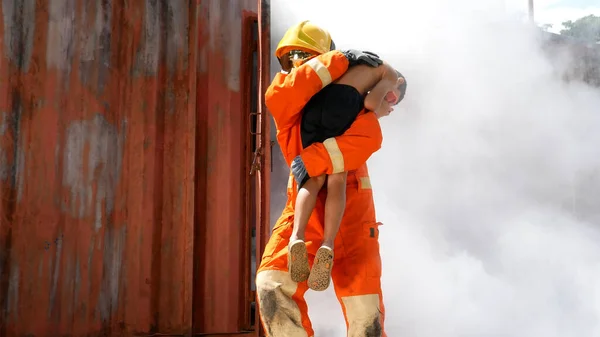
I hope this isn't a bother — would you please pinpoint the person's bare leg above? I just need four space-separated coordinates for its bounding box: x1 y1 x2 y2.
322 172 347 248
288 174 326 282
291 174 327 241
308 171 347 291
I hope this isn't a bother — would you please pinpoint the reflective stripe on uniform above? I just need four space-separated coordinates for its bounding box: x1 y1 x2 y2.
359 177 372 189
305 57 333 87
323 137 344 174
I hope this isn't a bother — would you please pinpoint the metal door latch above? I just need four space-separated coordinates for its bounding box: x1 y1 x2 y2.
250 147 263 175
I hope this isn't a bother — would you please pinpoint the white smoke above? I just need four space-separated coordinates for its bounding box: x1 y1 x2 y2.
270 1 600 336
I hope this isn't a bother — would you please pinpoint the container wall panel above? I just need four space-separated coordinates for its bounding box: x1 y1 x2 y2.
195 0 260 335
0 0 263 336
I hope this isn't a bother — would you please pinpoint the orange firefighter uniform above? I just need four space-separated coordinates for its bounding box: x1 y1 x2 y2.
256 49 387 337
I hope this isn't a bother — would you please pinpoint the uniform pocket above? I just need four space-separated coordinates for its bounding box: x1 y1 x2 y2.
363 222 382 278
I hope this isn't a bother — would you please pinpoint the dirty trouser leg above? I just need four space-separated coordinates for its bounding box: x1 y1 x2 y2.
256 270 312 337
331 233 386 337
256 211 316 337
331 171 386 337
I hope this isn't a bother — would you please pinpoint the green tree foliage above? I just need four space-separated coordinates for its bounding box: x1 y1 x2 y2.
560 14 600 42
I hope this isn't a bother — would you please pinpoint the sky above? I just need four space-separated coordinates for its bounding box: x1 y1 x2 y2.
270 0 600 336
504 0 600 32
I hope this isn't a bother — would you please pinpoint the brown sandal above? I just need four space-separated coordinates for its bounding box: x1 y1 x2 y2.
288 240 310 282
307 246 334 291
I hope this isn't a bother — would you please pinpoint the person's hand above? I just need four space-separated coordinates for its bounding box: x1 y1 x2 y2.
375 99 393 119
341 50 383 67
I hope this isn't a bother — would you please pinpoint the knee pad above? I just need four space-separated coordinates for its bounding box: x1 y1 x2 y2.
342 294 384 337
256 270 308 336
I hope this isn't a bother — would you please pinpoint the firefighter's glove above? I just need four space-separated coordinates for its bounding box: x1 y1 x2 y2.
291 155 310 190
342 50 383 68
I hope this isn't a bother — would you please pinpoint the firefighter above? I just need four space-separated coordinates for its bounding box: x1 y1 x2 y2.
289 61 405 292
256 21 403 336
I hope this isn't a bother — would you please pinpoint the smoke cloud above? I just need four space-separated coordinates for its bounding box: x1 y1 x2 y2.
270 1 600 336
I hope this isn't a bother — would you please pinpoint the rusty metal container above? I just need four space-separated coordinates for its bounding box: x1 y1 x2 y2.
0 0 270 336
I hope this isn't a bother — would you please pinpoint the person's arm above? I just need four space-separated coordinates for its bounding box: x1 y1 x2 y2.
291 112 383 187
266 49 384 132
363 62 398 114
266 50 349 132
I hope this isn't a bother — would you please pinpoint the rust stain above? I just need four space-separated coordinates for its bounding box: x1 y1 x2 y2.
78 0 112 94
46 0 75 74
97 225 125 322
165 1 188 75
61 114 125 230
2 0 35 70
47 230 63 319
6 262 18 322
0 97 24 195
0 112 7 181
133 0 159 77
0 144 6 181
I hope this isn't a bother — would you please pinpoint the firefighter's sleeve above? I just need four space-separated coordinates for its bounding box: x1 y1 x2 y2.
291 111 383 188
266 50 350 132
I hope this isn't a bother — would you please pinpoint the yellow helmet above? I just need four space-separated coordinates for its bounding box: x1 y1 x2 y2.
275 20 336 59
